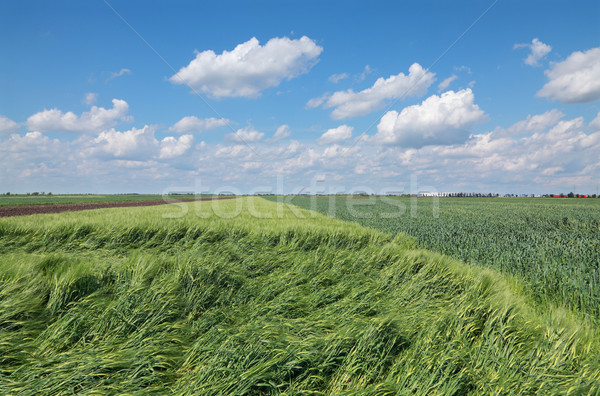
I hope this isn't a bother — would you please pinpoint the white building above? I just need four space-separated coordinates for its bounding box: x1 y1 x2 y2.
418 192 499 197
418 192 458 197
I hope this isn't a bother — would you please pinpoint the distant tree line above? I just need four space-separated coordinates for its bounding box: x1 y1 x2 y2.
542 193 598 198
3 192 52 196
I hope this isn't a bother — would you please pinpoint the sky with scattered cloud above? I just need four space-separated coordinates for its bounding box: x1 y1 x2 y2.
1 1 599 194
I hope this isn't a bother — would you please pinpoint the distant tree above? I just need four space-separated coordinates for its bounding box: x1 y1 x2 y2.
5 192 9 196
32 192 39 196
567 192 575 198
48 192 52 196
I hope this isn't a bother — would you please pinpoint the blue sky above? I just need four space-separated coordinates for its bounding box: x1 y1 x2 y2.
1 0 599 194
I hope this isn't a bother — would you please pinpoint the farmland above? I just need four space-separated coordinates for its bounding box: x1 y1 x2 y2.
0 195 228 218
0 197 599 394
283 196 600 325
0 194 203 207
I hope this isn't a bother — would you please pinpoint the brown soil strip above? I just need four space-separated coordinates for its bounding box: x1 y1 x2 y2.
0 197 237 218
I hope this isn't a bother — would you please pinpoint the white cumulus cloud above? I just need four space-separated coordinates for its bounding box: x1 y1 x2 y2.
214 144 254 159
1 131 55 153
537 47 600 103
496 109 565 138
169 116 229 133
309 63 436 119
226 127 264 143
0 116 19 134
514 38 552 66
322 144 359 159
170 36 323 98
375 89 488 147
4 108 600 195
159 134 194 159
26 99 132 133
318 125 353 145
91 125 157 159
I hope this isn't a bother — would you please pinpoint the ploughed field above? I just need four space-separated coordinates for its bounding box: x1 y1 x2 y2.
0 197 598 394
0 195 228 218
0 194 206 207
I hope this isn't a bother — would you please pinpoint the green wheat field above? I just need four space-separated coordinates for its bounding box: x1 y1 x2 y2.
1 197 599 394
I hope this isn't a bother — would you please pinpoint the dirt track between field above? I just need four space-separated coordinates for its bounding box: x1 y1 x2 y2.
0 197 237 218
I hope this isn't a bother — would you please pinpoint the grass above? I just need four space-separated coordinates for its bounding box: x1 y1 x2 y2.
280 196 600 325
0 194 207 206
0 197 598 394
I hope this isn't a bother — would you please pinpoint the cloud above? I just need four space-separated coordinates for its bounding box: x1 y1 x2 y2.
454 65 472 74
86 125 195 162
438 75 458 92
84 93 98 105
170 36 322 98
589 112 600 130
107 68 131 82
537 47 600 103
361 112 600 193
169 116 229 133
272 124 291 141
547 117 584 137
322 144 359 159
91 125 157 159
329 73 349 83
214 144 254 159
356 65 373 82
0 127 202 192
326 66 372 85
159 134 194 159
318 125 353 145
0 132 65 181
226 127 264 143
26 99 132 133
305 93 329 109
280 148 319 172
495 109 565 138
309 63 436 119
3 109 599 195
375 89 488 147
514 38 552 66
1 131 56 153
436 115 599 178
0 116 19 134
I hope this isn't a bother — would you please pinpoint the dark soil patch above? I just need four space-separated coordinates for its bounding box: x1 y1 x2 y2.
0 197 236 218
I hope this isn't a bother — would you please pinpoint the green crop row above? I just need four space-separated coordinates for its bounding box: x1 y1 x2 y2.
279 196 600 326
